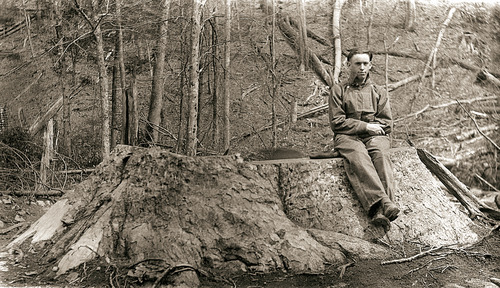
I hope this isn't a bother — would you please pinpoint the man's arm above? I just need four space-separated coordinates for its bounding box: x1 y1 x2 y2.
374 85 393 134
328 84 368 135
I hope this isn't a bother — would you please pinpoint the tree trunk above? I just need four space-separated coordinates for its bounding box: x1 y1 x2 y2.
366 0 375 48
278 16 332 87
39 119 54 191
332 0 345 84
126 72 139 146
111 57 119 149
297 0 308 72
146 0 171 144
418 7 455 91
23 0 34 57
271 0 277 148
210 18 219 148
185 0 205 156
404 0 416 32
89 0 111 159
222 0 231 153
29 97 63 136
116 0 127 146
0 106 8 132
55 0 71 156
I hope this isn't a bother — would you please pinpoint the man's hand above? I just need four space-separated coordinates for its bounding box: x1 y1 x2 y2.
366 123 386 135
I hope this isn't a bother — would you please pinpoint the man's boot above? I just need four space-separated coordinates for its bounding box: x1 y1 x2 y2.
371 207 390 232
381 199 400 222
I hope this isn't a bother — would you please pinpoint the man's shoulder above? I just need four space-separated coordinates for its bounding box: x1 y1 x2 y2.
331 83 344 95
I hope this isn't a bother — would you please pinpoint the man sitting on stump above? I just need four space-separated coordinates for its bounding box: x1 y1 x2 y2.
328 48 399 230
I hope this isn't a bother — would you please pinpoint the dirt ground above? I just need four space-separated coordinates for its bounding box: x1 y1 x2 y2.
0 194 499 288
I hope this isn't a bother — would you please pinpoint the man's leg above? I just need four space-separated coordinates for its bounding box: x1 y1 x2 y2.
334 134 390 217
365 135 399 221
365 136 395 200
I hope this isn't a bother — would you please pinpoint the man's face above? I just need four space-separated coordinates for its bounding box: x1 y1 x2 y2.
348 53 372 82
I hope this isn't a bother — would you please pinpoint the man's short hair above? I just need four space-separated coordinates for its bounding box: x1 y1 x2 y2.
346 48 373 62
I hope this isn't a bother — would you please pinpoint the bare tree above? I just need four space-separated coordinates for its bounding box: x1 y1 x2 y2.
74 0 111 158
405 0 416 31
39 119 54 191
115 0 128 146
22 0 34 57
111 45 120 149
270 0 277 147
223 0 231 153
55 0 71 156
332 0 346 84
209 18 219 147
297 0 308 72
146 0 171 144
92 2 111 158
185 0 207 156
366 0 375 48
126 71 139 146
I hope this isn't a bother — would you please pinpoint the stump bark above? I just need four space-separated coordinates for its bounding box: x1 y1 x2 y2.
5 145 485 284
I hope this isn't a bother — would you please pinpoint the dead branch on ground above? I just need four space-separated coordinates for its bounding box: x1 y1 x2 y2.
0 190 64 197
457 100 500 152
455 124 497 141
409 143 498 220
395 96 496 123
474 174 500 192
381 246 445 265
0 21 26 39
0 223 26 235
477 69 500 88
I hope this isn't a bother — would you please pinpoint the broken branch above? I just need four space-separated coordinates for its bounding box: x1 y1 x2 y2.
419 7 456 87
395 96 496 123
413 146 486 219
0 223 26 235
457 100 500 152
381 246 444 265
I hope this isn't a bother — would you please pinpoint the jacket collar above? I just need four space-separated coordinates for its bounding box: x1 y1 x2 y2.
347 74 371 88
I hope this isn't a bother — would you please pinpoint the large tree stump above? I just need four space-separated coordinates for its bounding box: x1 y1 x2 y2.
5 145 485 285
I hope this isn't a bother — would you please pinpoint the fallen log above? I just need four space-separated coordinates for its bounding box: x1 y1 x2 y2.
288 17 331 48
0 223 26 235
279 16 332 86
29 97 62 136
0 189 64 197
476 69 500 88
0 20 26 40
411 144 497 220
455 124 497 141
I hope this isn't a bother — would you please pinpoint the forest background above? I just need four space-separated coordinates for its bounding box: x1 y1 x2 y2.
0 0 499 196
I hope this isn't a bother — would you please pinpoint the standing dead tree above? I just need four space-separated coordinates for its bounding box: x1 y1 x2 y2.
185 0 207 156
404 0 416 31
332 0 346 84
417 7 456 92
297 0 308 72
73 0 111 159
223 0 231 153
146 0 171 144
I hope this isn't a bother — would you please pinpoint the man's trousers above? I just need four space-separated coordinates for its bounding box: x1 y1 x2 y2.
334 133 395 217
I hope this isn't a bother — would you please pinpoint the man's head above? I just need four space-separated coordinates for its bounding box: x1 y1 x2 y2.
346 49 373 83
